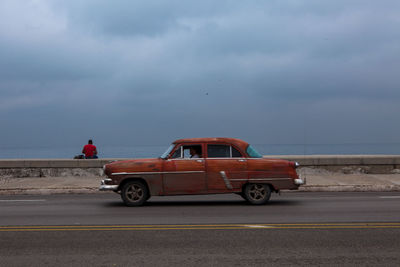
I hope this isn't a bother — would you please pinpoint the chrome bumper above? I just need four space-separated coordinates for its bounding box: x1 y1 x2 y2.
294 178 305 185
99 179 119 191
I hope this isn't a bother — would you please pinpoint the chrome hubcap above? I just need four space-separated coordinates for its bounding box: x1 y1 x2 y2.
248 184 266 201
126 184 144 202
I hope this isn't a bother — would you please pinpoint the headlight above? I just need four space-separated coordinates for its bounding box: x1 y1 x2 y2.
294 162 300 168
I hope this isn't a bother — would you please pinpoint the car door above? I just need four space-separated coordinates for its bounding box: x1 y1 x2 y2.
162 144 207 195
205 144 247 192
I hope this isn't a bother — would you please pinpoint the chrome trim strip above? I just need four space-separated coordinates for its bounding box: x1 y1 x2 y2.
111 171 205 176
206 158 246 160
167 158 205 161
229 178 293 181
99 179 118 191
220 171 233 190
99 185 118 191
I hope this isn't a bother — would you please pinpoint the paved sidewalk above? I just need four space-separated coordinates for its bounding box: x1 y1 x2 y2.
0 176 101 195
1 172 400 195
299 173 400 192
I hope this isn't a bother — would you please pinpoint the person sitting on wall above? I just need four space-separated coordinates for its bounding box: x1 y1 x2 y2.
82 139 98 159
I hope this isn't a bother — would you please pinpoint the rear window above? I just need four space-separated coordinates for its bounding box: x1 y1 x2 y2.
246 145 262 158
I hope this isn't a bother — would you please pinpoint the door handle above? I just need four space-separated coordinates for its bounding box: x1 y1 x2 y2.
238 159 246 162
196 160 203 163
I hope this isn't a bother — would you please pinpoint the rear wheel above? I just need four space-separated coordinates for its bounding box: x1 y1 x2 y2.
120 181 149 206
243 183 271 205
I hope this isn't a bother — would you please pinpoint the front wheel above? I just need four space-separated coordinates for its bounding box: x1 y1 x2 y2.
121 181 149 206
243 183 271 205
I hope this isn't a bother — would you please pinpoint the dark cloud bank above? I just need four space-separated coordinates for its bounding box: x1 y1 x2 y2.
0 0 399 150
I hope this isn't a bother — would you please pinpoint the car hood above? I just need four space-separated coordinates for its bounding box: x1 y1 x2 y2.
104 158 163 176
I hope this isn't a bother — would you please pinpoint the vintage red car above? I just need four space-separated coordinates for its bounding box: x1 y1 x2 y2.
100 137 304 206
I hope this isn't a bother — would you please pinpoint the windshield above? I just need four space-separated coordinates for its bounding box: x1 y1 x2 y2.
246 145 263 158
160 144 175 159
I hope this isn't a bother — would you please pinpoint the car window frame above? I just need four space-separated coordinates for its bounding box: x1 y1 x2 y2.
206 143 244 158
168 143 205 160
170 145 183 159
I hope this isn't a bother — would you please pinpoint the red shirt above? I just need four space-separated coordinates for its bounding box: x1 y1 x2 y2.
83 144 97 157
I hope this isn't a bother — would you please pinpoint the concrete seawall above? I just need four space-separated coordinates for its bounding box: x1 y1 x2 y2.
0 159 117 178
264 155 400 174
1 156 400 194
0 155 400 178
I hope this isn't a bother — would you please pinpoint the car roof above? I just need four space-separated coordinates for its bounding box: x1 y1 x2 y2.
173 137 249 151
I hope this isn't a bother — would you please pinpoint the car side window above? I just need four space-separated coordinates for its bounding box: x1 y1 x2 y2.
171 145 203 159
183 145 202 158
208 145 230 158
171 146 182 158
208 145 243 158
232 147 242 157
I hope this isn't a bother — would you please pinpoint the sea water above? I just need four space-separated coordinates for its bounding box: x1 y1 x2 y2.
0 143 399 159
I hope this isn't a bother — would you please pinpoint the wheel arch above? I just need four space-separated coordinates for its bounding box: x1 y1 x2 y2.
241 182 277 193
118 177 150 195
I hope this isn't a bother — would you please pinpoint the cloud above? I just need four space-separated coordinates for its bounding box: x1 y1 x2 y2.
51 0 238 37
0 0 400 149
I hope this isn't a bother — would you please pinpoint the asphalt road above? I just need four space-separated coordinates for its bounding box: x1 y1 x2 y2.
1 192 400 266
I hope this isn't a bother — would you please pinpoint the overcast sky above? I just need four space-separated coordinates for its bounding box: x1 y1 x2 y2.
1 0 399 149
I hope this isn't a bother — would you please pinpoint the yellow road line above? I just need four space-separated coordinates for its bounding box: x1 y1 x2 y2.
1 222 400 229
1 223 400 232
